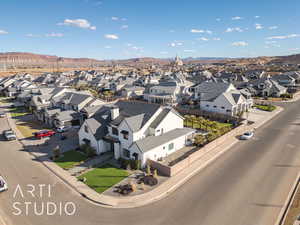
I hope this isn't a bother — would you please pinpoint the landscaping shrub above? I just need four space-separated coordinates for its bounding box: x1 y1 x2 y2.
52 146 61 160
194 134 206 147
80 144 96 157
206 132 218 142
254 104 276 112
280 93 293 99
119 159 141 170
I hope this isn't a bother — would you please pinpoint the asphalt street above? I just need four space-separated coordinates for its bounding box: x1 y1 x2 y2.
0 100 300 225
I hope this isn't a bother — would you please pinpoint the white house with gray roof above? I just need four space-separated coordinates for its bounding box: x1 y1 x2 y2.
194 82 253 116
78 101 195 167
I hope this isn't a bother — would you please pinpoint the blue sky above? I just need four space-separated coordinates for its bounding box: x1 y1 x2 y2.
0 0 299 59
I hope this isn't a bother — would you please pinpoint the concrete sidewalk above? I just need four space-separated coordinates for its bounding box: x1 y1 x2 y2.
6 106 284 209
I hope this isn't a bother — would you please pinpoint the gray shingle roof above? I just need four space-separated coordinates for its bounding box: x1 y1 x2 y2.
195 82 232 101
85 111 111 139
149 108 171 129
54 110 81 122
110 101 161 129
133 128 195 153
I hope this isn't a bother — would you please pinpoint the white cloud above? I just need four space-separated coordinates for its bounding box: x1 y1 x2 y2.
197 37 209 41
104 34 119 40
184 50 196 53
121 18 127 21
289 48 299 51
216 18 221 22
0 30 8 35
191 29 212 34
131 46 144 52
266 34 300 40
255 23 263 30
58 19 96 30
265 40 280 48
225 27 243 32
169 30 175 33
269 26 278 30
213 37 221 41
121 25 128 29
169 41 183 47
232 16 243 20
191 29 205 33
111 16 119 21
45 32 64 37
232 41 248 46
104 46 112 49
254 16 260 18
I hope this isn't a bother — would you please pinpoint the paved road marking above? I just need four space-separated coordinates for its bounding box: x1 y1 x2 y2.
0 210 8 225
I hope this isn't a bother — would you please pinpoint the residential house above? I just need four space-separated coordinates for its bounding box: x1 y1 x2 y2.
193 82 253 116
121 85 145 98
245 78 287 97
78 101 195 167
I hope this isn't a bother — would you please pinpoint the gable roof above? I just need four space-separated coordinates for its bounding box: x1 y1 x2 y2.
85 111 111 140
133 128 195 153
195 82 234 101
110 101 161 129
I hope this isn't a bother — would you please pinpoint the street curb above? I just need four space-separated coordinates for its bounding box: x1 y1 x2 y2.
274 173 300 225
7 106 285 209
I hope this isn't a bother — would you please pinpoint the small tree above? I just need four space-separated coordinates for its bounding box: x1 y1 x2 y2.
206 132 217 142
194 134 206 147
146 164 151 176
52 146 61 160
83 145 96 158
126 162 132 170
130 181 137 192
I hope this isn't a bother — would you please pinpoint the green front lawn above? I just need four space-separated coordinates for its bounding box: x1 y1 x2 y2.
9 107 30 117
55 150 89 170
78 164 129 194
254 104 276 112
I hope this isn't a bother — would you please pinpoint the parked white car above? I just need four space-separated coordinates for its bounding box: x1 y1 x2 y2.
240 131 254 140
56 126 71 133
0 176 8 192
3 129 17 141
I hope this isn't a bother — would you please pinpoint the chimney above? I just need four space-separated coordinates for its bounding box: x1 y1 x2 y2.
111 106 119 120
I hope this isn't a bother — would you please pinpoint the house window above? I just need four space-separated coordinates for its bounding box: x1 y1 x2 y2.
226 109 231 112
84 125 89 133
121 130 129 140
213 105 217 108
112 127 118 136
168 143 174 150
206 105 209 107
123 149 130 158
221 106 225 109
83 138 91 146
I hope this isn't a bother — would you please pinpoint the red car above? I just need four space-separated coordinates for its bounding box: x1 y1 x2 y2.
34 130 56 138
